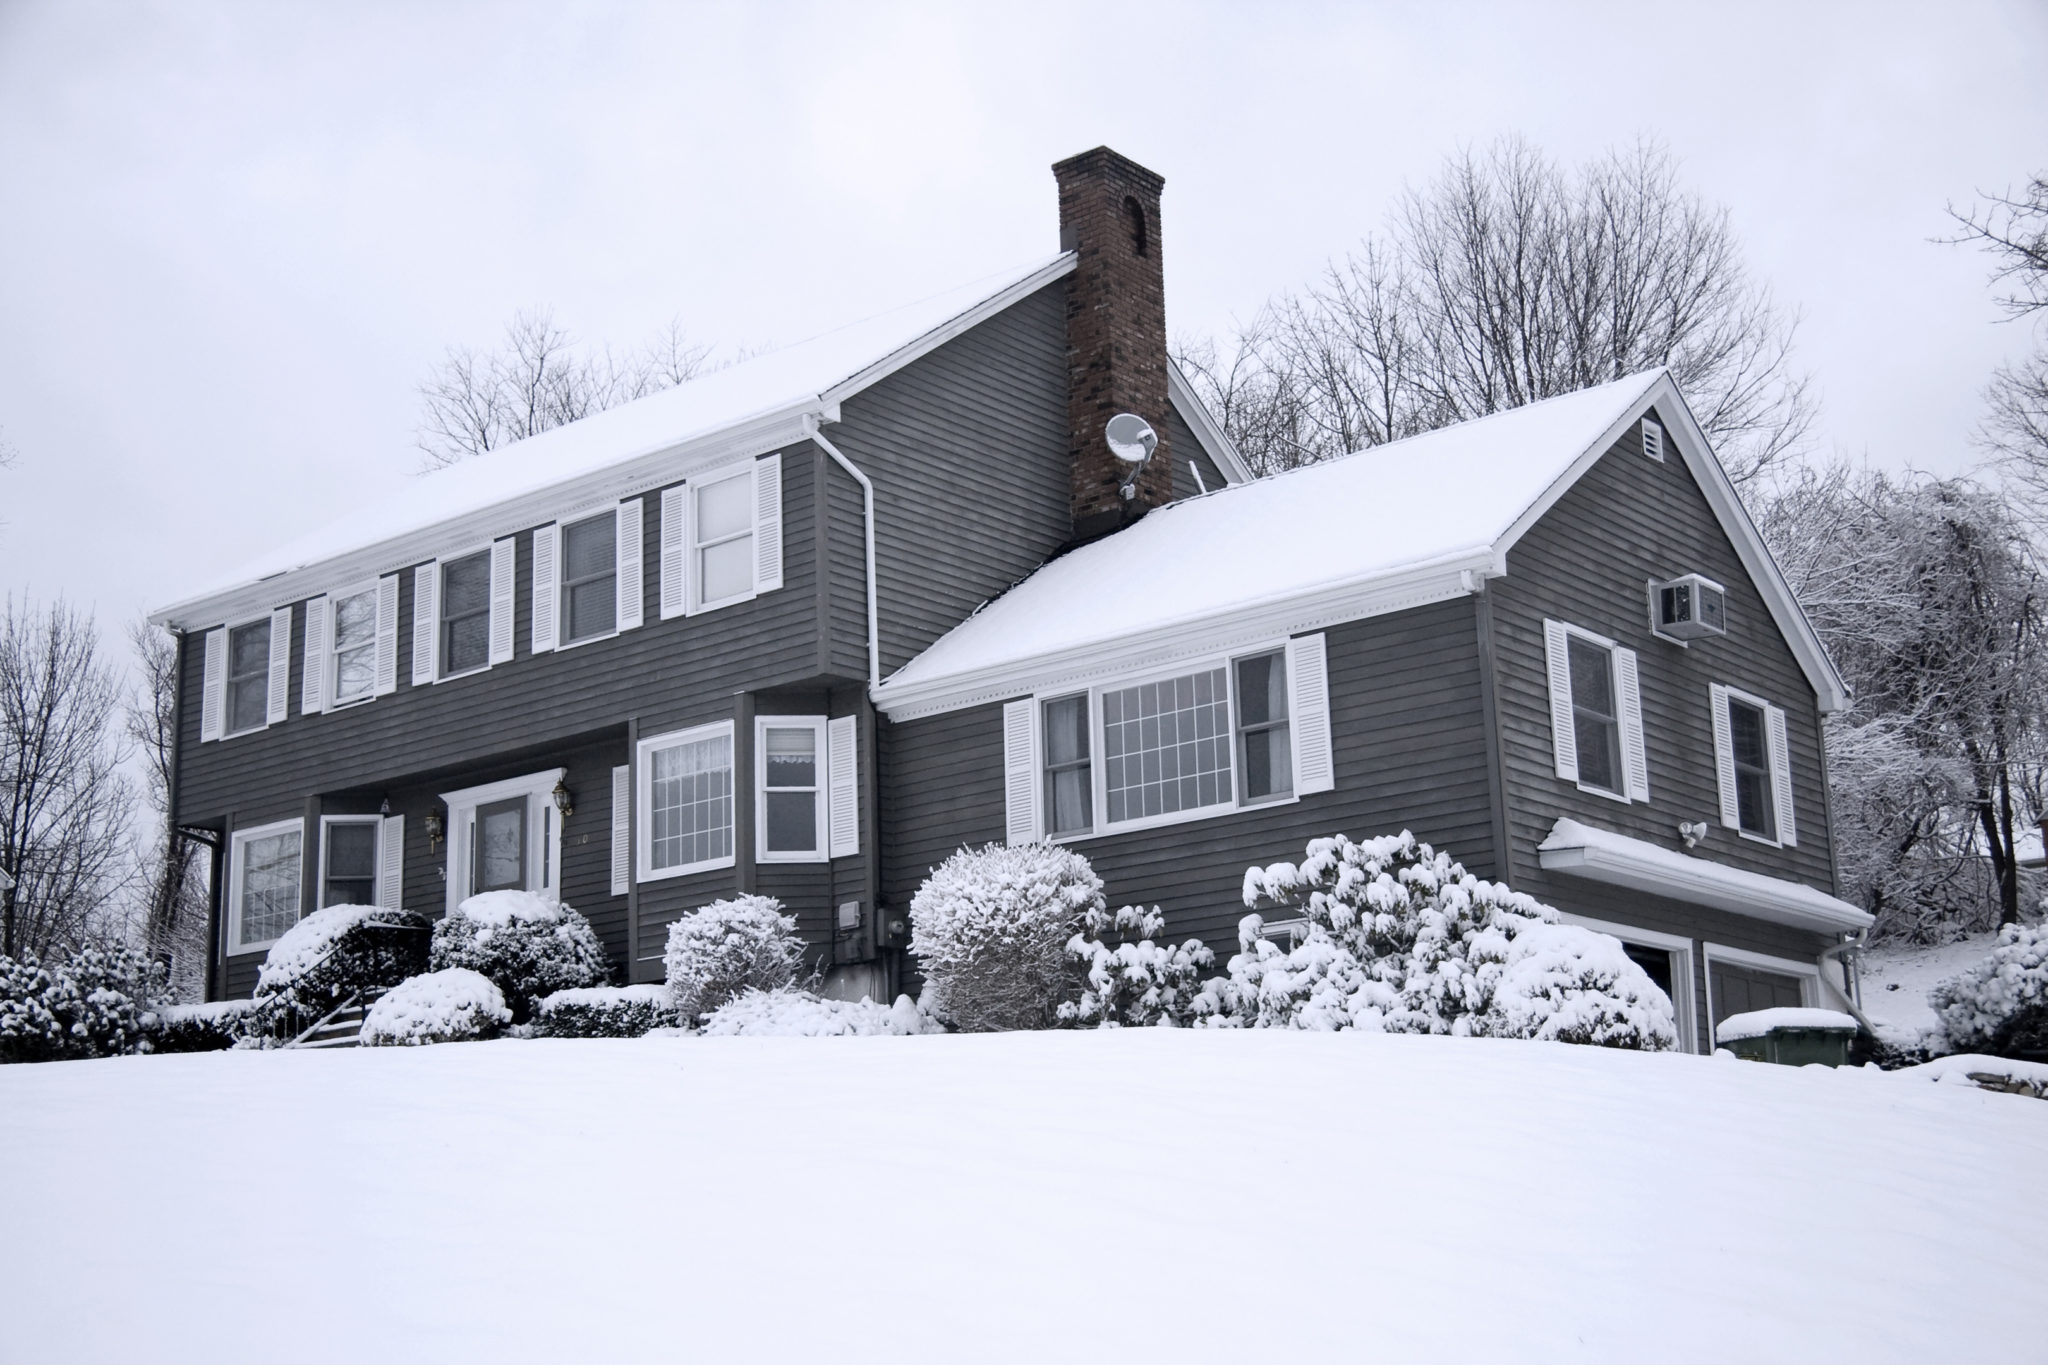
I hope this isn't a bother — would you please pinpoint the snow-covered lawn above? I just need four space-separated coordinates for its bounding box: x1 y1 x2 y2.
2 1032 2041 1364
1860 931 2000 1039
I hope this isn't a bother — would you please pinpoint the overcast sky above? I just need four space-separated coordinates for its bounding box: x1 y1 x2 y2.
2 1 2044 664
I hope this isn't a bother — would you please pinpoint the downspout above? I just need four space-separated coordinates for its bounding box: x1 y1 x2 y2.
803 415 880 688
1817 935 1876 1036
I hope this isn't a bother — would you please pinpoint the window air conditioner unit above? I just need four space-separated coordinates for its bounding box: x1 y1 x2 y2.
1651 573 1726 642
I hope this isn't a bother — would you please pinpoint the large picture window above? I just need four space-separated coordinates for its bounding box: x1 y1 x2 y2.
694 469 756 608
1103 667 1234 825
225 618 271 735
440 550 492 677
330 587 378 706
230 819 303 951
638 722 735 880
560 511 618 645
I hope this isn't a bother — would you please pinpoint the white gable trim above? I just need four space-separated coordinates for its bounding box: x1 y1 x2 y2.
1496 371 1849 713
1166 361 1254 486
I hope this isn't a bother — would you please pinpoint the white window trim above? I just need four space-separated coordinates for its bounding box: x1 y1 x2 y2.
325 578 383 710
1552 621 1640 806
438 768 566 914
1557 913 1699 1055
1051 642 1302 844
225 816 306 955
315 814 384 910
220 610 279 739
688 462 761 614
755 715 830 863
1701 942 1822 1049
434 540 498 683
555 506 623 652
636 720 737 883
1718 682 1785 848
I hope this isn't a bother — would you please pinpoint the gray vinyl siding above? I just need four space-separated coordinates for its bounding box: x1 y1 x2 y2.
880 598 1498 966
1485 404 1839 960
1164 403 1228 500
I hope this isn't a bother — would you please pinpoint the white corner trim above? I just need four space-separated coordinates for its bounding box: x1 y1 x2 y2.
1166 360 1254 486
872 551 1490 721
1538 817 1870 933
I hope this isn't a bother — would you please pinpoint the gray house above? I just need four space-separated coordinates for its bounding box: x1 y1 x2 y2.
151 146 1869 1049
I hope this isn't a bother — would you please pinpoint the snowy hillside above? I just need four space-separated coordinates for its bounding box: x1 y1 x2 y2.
2 1032 2041 1364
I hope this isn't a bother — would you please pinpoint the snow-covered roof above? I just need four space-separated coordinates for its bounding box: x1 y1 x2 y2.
152 252 1100 630
1539 818 1873 933
873 369 1848 720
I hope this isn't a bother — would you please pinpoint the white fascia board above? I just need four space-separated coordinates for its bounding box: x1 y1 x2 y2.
1492 371 1850 714
1166 361 1254 486
872 550 1491 721
149 405 817 632
1537 817 1871 934
819 254 1078 412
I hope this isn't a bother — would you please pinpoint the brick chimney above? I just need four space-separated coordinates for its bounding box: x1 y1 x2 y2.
1054 146 1172 541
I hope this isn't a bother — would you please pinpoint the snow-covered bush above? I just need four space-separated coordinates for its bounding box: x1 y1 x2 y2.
360 968 510 1046
144 999 261 1054
699 988 938 1037
1191 831 1675 1049
910 843 1102 1032
429 892 609 1023
256 905 431 1016
0 945 168 1063
663 895 807 1022
1059 904 1214 1028
534 984 680 1038
1929 922 2048 1057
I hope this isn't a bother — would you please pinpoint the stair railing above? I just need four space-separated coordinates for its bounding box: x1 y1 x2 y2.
241 918 429 1047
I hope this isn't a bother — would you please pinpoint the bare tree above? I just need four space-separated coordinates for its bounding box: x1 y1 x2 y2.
1953 175 2048 529
416 310 713 470
1948 175 2048 320
125 618 209 998
1179 139 1813 482
0 598 133 957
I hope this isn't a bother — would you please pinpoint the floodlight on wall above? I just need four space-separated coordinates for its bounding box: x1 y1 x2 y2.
1106 413 1158 501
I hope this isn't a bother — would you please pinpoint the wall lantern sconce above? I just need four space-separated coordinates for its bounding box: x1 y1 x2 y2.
552 780 574 821
424 810 444 851
378 796 391 818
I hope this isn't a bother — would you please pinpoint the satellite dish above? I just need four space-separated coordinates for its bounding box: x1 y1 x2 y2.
1105 413 1158 465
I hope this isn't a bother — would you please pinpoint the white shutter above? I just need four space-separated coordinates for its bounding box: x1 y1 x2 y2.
1710 684 1740 829
616 498 644 631
828 715 859 858
530 524 558 653
1003 698 1040 845
1615 646 1649 802
754 454 783 594
373 575 400 696
200 627 227 742
488 537 516 665
610 765 631 896
377 816 405 909
301 595 329 716
412 563 438 685
1544 620 1578 782
1286 633 1334 795
265 607 292 725
1767 703 1796 847
659 485 688 619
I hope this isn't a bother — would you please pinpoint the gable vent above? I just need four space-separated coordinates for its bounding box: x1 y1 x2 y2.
1641 418 1664 463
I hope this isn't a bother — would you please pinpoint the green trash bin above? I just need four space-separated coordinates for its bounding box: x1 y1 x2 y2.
1716 1009 1860 1067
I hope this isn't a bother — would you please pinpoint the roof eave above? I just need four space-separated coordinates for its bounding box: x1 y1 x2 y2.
1539 820 1872 934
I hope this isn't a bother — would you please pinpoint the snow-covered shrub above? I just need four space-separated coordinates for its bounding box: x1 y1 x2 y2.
1928 922 2048 1057
256 905 431 1016
429 892 609 1023
359 968 510 1046
144 1000 262 1054
1191 831 1675 1049
0 945 168 1063
1059 904 1214 1028
910 842 1102 1032
534 984 680 1038
699 988 938 1037
663 895 807 1021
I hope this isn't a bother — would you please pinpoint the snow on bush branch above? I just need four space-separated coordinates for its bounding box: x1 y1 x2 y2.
664 895 808 1022
910 843 1103 1032
431 892 609 1023
1929 922 2048 1057
361 968 510 1046
1060 905 1213 1028
1189 831 1675 1049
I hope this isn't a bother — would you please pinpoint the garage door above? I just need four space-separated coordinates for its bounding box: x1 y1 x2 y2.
1710 961 1806 1037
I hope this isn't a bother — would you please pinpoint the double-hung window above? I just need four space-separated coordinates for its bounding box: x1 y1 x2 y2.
1542 620 1648 803
440 550 493 677
224 619 271 735
229 818 303 952
694 469 756 609
319 817 380 908
1042 695 1093 836
1711 684 1795 845
330 587 378 706
1568 635 1624 796
1235 650 1292 803
560 511 618 645
758 717 827 860
638 721 735 880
